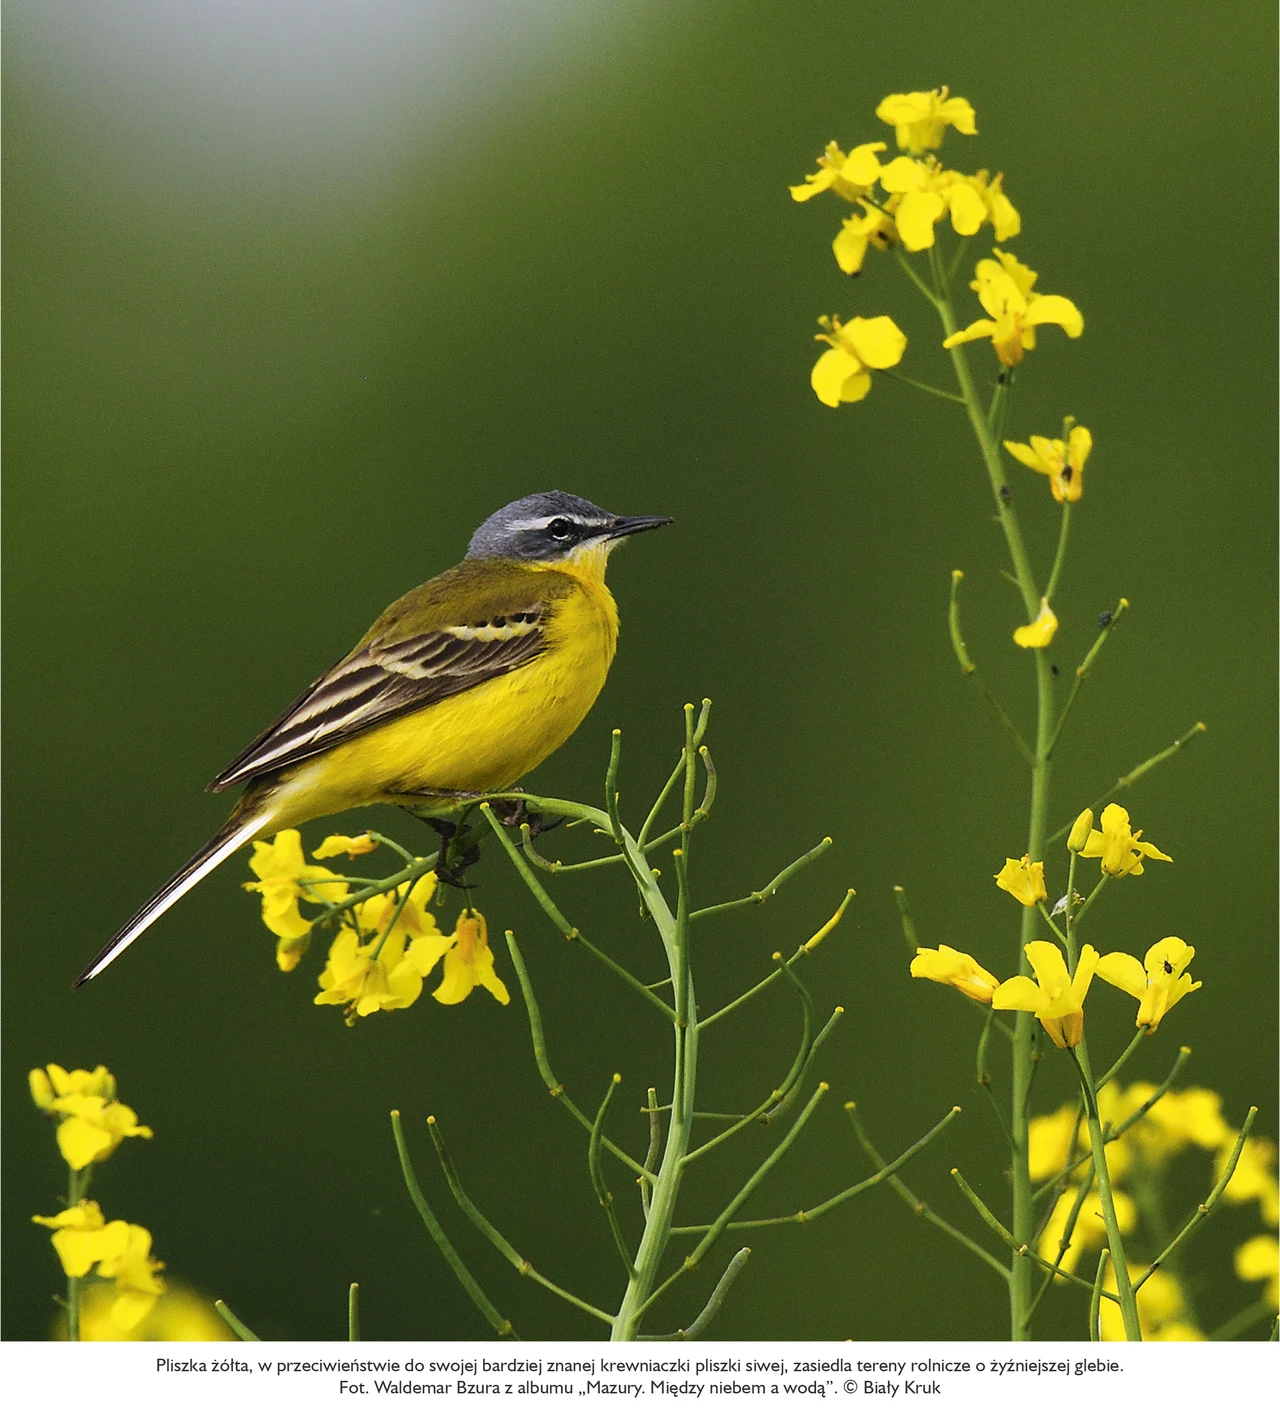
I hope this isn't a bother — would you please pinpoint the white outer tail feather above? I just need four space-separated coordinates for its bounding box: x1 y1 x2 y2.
75 810 271 985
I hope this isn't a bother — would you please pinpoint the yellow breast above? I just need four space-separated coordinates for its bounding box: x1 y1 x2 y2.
269 563 619 830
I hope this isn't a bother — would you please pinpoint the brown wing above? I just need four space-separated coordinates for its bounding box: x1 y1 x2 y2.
208 608 547 792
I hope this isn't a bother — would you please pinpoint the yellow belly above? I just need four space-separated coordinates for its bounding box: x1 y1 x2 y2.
265 576 617 832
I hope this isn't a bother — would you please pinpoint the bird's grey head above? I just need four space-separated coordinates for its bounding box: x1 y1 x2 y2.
466 491 673 562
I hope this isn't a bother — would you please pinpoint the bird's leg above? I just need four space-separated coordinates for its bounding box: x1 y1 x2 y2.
414 814 485 890
486 795 565 838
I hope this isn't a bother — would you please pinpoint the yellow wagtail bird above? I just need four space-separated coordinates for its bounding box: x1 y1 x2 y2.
76 491 673 986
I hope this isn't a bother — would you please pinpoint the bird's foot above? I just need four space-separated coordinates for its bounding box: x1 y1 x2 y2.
420 817 483 889
487 796 565 838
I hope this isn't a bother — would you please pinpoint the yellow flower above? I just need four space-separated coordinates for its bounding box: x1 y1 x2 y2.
1079 803 1172 876
943 249 1083 367
73 1281 235 1342
353 872 441 947
789 141 887 203
94 1222 166 1333
1013 597 1058 649
877 159 1019 254
909 945 1000 1003
1219 1136 1279 1226
810 314 907 407
1236 1235 1280 1310
1066 809 1094 853
33 1201 118 1278
244 830 350 961
1095 938 1200 1031
994 854 1047 907
992 942 1098 1048
1005 426 1092 503
1039 1185 1137 1276
312 832 379 859
832 202 898 275
1027 1104 1083 1181
1118 1085 1232 1162
433 910 511 1006
30 1063 117 1111
314 926 437 1024
876 87 977 154
1099 1264 1200 1341
50 1094 154 1171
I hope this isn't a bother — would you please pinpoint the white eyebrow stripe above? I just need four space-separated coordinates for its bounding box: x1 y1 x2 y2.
503 515 612 533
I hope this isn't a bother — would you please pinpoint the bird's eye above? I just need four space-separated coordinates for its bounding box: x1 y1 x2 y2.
547 517 575 541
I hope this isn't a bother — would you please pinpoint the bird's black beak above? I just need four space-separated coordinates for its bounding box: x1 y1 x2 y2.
607 514 675 540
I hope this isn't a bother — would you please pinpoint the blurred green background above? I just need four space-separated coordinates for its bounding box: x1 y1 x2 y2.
4 0 1275 1342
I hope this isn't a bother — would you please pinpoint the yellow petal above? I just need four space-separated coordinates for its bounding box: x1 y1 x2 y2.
832 223 870 275
991 975 1043 1013
1025 294 1084 338
1004 439 1049 473
1067 425 1093 469
946 181 987 237
842 315 907 369
842 141 886 186
894 190 945 251
1013 598 1058 649
313 833 378 859
1024 941 1071 998
942 318 997 349
811 346 860 408
879 156 928 193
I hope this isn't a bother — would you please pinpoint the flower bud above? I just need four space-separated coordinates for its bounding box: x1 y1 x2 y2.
1067 808 1094 852
29 1067 54 1112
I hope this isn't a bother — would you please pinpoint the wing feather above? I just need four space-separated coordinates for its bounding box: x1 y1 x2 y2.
209 607 547 792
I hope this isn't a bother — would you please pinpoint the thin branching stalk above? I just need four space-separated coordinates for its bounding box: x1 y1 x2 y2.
425 1115 613 1325
845 1104 1007 1282
390 1110 516 1339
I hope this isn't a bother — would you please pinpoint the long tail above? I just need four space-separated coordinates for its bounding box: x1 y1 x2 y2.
74 808 272 987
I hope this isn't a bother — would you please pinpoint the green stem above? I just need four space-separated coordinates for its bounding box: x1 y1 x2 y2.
845 1104 1008 1282
1132 1110 1257 1293
933 262 1052 1339
1045 722 1208 845
609 734 700 1341
1089 1250 1109 1341
426 1115 612 1325
1044 503 1073 602
214 1300 261 1342
348 1283 360 1342
590 1075 638 1275
690 838 832 922
502 930 650 1180
881 367 967 404
390 1110 516 1339
638 1249 752 1341
64 1166 90 1342
1069 1047 1142 1339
